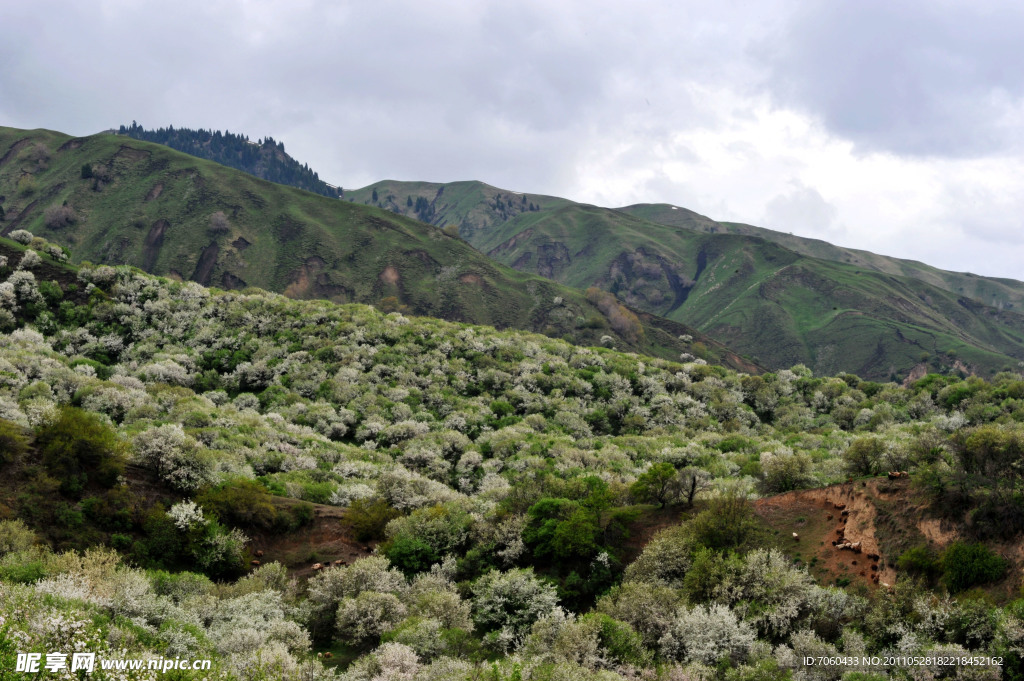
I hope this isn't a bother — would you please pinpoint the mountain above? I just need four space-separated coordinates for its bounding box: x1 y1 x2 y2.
344 179 572 240
346 181 1024 380
621 203 1024 312
118 122 343 198
0 126 753 370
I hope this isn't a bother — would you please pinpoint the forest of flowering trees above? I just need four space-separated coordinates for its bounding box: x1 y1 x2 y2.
1 230 1024 679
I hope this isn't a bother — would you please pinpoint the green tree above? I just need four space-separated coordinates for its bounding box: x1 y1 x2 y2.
630 462 679 507
941 542 1007 593
36 407 124 497
0 419 29 465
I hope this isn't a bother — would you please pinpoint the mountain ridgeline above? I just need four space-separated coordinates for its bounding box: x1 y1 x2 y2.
348 181 1024 381
118 122 343 198
5 122 1023 381
0 126 752 371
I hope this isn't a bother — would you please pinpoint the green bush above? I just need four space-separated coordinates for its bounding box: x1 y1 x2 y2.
896 545 940 579
687 490 763 552
197 478 278 529
522 493 609 567
581 613 653 667
300 480 335 504
288 501 315 529
941 542 1007 593
137 505 187 570
0 419 29 465
629 462 678 507
36 407 124 497
384 535 439 575
347 497 400 542
36 280 63 305
0 560 48 584
110 533 133 551
81 487 135 531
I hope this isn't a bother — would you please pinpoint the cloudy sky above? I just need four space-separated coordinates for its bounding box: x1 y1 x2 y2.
3 0 1024 279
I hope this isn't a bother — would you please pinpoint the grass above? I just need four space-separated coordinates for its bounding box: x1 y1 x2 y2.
624 203 1024 313
461 196 1024 380
10 126 1021 379
343 182 1024 379
0 127 744 368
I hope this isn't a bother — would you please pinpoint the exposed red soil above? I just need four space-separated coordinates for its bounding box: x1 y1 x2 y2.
755 480 899 589
252 498 374 580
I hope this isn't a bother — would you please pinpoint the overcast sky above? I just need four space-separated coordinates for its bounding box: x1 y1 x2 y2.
3 0 1024 279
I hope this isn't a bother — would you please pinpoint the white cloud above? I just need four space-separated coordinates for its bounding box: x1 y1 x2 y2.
763 183 840 238
1 0 1023 279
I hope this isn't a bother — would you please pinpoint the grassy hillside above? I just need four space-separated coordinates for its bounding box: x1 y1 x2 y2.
343 181 1024 379
622 202 1024 312
344 179 573 239
469 204 1024 380
0 127 752 370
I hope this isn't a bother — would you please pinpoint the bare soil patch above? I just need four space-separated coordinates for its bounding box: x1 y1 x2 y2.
252 498 374 580
190 242 220 285
144 182 164 202
142 219 169 271
755 480 898 589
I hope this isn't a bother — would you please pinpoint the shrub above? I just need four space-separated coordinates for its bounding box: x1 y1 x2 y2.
81 487 134 531
0 519 38 556
133 424 214 492
0 419 29 464
36 406 125 497
208 211 230 235
7 229 33 245
597 581 681 647
843 437 886 477
385 535 439 575
941 542 1007 593
384 503 472 573
197 478 278 529
579 613 653 667
897 546 940 579
759 448 815 493
687 489 764 552
660 603 756 665
336 591 407 645
523 498 601 563
36 280 62 304
17 249 41 270
43 203 77 229
623 524 694 588
630 462 681 507
347 497 401 541
471 568 559 638
193 522 249 579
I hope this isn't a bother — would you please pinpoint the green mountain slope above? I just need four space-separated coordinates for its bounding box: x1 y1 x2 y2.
342 181 1024 380
344 179 572 240
621 203 1024 312
477 205 1024 377
0 126 753 370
